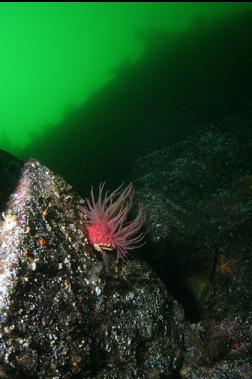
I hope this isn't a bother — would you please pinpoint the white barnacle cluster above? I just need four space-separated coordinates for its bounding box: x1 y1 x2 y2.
1 213 17 233
0 213 20 309
0 167 32 311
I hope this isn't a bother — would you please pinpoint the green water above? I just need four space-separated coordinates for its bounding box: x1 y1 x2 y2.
0 2 251 154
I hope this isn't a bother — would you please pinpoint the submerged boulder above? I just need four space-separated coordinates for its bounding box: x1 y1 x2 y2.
0 155 186 378
133 113 252 378
134 114 252 319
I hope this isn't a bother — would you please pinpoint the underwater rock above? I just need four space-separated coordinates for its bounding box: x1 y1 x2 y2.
134 114 252 319
181 314 252 378
0 150 23 212
133 113 252 377
0 158 186 378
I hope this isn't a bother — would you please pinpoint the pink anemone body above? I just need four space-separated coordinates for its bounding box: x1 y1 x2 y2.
86 223 115 248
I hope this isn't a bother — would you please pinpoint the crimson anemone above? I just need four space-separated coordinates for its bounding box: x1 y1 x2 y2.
84 182 146 259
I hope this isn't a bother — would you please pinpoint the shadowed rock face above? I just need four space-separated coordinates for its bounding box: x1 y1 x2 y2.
134 114 252 320
0 156 185 378
0 150 23 213
133 113 252 378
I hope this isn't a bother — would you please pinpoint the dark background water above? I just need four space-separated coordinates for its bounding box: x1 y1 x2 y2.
19 9 252 196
